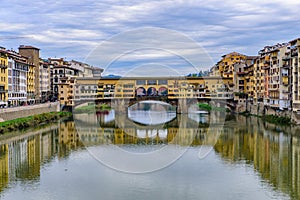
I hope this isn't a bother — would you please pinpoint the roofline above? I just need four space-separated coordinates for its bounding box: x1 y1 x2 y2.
76 77 102 80
98 76 228 80
18 45 40 50
289 38 300 44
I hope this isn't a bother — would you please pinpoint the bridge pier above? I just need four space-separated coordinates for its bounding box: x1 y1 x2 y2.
112 99 128 114
176 98 188 114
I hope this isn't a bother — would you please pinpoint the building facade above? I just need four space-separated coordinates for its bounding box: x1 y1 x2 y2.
290 38 300 112
18 45 40 103
0 47 8 107
39 59 51 102
27 64 35 104
7 50 29 106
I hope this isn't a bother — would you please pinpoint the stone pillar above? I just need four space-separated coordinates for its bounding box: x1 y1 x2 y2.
292 112 300 125
177 98 188 114
112 99 128 114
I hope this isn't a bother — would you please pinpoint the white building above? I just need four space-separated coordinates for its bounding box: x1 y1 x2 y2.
7 51 28 106
278 45 292 110
39 59 50 101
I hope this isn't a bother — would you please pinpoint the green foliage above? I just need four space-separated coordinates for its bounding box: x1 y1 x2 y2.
97 104 111 110
72 102 96 112
262 114 291 125
0 112 71 134
74 104 111 113
198 103 229 112
239 110 251 116
198 103 212 111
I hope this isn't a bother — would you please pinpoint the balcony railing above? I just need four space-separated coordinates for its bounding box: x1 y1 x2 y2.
0 89 8 93
292 51 298 57
282 64 290 69
268 87 279 91
282 90 290 93
282 56 290 61
263 65 270 69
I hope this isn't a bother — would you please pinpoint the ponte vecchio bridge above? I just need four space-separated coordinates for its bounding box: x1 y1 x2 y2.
72 76 236 113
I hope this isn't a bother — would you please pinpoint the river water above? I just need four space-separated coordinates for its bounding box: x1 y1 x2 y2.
0 110 300 200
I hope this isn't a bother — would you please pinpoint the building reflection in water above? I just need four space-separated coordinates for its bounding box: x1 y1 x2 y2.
214 116 300 200
0 122 83 193
0 113 299 199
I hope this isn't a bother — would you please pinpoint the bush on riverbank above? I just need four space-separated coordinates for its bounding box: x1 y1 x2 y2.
262 114 291 125
239 110 251 116
198 103 230 112
74 104 111 113
0 112 71 134
238 111 292 125
73 104 96 113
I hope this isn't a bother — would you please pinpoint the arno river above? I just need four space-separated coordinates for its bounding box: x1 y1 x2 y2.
0 108 300 200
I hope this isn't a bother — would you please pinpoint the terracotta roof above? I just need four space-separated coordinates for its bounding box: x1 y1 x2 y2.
289 38 300 44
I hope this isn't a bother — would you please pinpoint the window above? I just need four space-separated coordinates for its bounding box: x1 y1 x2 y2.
136 80 146 85
147 80 157 85
123 90 133 93
158 80 167 85
124 84 134 88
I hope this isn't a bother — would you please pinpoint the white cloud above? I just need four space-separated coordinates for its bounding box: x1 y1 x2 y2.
1 0 300 75
0 22 31 31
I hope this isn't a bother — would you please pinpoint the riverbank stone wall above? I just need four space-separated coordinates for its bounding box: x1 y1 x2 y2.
0 102 60 122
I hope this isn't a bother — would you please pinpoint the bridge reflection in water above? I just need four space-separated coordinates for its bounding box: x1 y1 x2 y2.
73 110 225 147
0 114 300 199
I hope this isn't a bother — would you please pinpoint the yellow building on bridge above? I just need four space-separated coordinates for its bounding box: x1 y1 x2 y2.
97 76 233 101
58 76 234 107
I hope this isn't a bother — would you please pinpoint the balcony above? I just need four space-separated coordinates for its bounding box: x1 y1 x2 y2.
268 87 279 91
282 65 290 69
263 65 270 70
223 71 232 75
0 89 8 93
292 51 298 57
282 90 290 94
237 72 247 75
282 56 290 61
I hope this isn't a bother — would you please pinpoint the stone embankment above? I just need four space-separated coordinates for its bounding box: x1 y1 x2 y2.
235 100 300 125
0 102 60 122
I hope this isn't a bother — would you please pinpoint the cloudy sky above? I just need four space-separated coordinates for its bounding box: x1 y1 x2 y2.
1 0 300 76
